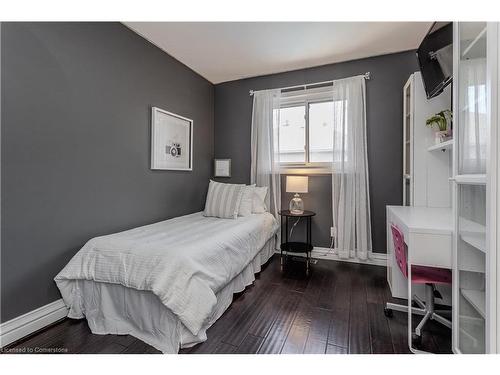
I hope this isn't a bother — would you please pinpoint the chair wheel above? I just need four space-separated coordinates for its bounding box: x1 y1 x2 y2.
412 333 422 347
384 307 393 317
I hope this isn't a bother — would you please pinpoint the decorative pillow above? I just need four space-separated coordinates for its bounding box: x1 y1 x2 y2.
238 184 256 217
203 180 245 219
252 186 269 213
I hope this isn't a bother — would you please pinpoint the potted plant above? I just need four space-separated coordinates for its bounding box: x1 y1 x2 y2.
426 110 453 145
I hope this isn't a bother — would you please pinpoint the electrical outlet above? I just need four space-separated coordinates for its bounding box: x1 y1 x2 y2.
330 227 336 237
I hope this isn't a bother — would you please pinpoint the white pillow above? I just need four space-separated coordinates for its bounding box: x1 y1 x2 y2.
203 180 245 219
252 186 268 213
238 184 256 217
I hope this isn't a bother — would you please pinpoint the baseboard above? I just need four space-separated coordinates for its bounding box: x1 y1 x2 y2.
0 299 68 348
276 247 387 267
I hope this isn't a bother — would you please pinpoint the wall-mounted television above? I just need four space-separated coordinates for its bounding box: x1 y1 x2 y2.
416 22 453 99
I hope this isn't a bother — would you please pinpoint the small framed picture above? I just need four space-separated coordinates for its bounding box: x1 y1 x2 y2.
214 159 231 177
151 107 193 171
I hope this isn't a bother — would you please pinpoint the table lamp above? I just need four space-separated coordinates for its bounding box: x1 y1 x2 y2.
286 175 309 214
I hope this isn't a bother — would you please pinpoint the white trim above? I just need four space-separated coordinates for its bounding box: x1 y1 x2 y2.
496 20 500 354
452 21 460 354
486 21 498 354
276 247 387 267
487 21 499 354
0 299 68 348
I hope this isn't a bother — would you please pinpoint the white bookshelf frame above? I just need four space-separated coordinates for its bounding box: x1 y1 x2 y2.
452 22 498 354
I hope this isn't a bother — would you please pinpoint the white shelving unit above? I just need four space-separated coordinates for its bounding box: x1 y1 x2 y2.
401 72 452 208
452 22 499 354
388 72 453 302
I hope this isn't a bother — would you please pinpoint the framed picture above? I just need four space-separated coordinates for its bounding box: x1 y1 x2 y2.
214 159 231 177
151 107 193 171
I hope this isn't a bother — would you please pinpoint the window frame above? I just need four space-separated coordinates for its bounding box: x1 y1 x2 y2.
278 87 336 174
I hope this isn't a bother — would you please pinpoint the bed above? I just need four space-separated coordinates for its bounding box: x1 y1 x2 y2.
54 211 278 353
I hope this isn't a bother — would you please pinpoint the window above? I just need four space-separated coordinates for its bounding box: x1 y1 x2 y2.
277 87 345 170
309 101 335 162
278 105 306 163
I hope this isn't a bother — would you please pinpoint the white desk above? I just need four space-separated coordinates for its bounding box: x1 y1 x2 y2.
387 206 452 299
387 205 452 268
386 205 453 353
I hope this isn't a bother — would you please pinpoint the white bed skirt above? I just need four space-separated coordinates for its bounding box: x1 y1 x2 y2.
66 237 276 353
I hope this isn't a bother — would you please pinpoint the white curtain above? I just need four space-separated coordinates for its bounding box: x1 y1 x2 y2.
331 76 372 259
459 58 487 174
250 89 281 220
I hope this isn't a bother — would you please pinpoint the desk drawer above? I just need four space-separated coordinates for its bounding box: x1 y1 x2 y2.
408 232 452 268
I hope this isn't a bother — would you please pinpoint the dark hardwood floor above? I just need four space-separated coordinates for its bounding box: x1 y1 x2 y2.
3 255 451 354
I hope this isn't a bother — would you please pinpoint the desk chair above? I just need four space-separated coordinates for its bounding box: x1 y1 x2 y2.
384 224 452 346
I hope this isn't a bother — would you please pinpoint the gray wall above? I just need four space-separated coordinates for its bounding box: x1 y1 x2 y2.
214 51 419 252
1 23 214 322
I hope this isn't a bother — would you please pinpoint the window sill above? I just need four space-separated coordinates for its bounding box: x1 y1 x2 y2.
280 164 333 175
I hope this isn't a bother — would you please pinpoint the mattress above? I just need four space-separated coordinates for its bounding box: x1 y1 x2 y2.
55 212 278 353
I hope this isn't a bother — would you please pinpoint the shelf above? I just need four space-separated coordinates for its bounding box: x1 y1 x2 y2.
459 245 485 273
461 233 486 253
462 26 487 60
459 218 486 271
458 315 484 352
403 174 411 180
460 289 486 318
460 217 486 235
460 217 486 253
454 174 487 185
280 242 313 254
428 139 453 152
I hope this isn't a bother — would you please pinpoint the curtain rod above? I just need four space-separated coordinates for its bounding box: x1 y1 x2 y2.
249 72 371 96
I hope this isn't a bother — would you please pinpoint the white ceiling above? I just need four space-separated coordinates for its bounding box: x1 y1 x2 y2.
124 22 432 84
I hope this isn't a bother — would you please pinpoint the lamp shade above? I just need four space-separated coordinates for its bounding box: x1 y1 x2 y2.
286 176 309 193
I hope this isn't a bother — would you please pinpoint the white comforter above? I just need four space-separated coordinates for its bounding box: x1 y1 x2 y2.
55 212 278 336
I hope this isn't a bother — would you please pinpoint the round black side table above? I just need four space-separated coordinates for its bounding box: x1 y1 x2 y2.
278 210 316 275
